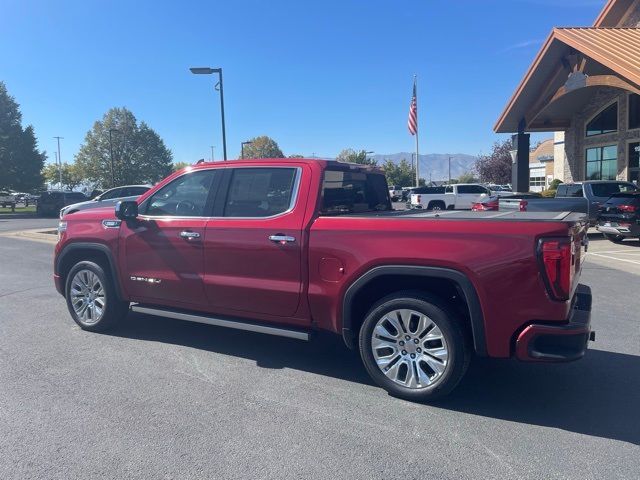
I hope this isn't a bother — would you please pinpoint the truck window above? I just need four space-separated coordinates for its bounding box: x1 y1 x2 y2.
590 182 638 197
445 186 453 193
569 185 583 197
457 185 487 194
320 169 391 215
145 170 217 217
223 167 298 218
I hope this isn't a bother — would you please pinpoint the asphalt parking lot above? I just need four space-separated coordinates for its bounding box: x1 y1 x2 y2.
0 217 638 479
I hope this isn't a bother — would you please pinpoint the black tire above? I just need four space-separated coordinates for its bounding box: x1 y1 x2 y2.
65 260 129 332
428 201 446 211
358 291 470 402
603 233 624 243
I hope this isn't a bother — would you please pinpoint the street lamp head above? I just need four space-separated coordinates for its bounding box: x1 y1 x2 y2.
190 67 221 75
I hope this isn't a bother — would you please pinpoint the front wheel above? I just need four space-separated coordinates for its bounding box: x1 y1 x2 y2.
359 292 470 402
65 261 129 332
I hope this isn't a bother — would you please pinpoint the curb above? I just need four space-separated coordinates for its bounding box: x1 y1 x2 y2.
0 229 58 245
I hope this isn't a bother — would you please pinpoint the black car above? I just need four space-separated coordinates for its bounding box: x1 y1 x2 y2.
36 191 88 217
596 191 640 242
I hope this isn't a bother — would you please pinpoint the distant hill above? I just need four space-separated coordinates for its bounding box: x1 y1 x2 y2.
371 153 477 182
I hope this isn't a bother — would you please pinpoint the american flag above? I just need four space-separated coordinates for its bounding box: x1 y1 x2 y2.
407 79 417 136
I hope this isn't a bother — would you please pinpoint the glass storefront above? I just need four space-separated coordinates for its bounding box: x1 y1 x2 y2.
586 145 617 180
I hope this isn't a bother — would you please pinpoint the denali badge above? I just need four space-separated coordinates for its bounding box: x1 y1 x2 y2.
102 219 122 229
130 276 162 284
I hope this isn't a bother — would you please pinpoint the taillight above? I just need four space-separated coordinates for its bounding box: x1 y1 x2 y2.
538 238 573 301
617 204 637 213
416 195 421 203
519 200 528 212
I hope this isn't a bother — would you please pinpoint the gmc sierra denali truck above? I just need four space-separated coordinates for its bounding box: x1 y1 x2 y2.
54 159 593 401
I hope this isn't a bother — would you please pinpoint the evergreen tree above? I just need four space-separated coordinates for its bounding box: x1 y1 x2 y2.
0 82 45 191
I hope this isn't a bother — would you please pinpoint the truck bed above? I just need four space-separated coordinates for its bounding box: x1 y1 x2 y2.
336 209 588 223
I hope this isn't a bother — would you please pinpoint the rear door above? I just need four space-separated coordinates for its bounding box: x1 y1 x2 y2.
120 168 221 307
203 165 307 320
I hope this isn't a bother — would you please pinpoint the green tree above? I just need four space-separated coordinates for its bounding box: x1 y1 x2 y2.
475 140 512 185
172 161 191 172
0 82 45 191
288 154 304 158
241 136 284 159
336 148 377 165
75 107 173 188
457 171 479 183
42 162 85 190
382 158 414 187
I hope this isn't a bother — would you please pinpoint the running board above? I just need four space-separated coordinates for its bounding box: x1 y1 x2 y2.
130 305 310 341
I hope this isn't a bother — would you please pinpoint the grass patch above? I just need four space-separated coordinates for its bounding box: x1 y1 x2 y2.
0 205 37 214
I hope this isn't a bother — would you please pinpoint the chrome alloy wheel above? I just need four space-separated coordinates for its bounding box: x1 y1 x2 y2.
371 309 449 389
70 269 106 325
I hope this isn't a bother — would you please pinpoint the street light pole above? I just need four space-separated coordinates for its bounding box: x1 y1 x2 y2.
190 67 228 161
364 150 374 163
210 145 215 162
448 156 452 184
241 141 253 159
54 136 63 189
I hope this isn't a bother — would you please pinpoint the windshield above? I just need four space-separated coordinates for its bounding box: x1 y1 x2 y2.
320 169 391 215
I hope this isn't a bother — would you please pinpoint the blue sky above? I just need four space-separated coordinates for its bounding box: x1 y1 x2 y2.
0 0 606 164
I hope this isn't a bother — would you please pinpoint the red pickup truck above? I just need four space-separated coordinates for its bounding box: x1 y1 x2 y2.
54 159 593 401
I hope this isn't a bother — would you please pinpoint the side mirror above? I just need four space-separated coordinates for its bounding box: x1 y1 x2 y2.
115 200 138 220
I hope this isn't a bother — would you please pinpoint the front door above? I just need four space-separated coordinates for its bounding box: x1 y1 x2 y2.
629 142 640 184
120 168 220 307
203 166 306 320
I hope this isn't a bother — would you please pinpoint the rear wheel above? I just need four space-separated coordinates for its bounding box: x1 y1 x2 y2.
428 201 446 211
603 233 625 243
65 261 128 332
358 291 470 402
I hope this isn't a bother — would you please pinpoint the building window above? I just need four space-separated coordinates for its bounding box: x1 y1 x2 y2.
630 94 640 130
586 145 617 180
586 102 618 136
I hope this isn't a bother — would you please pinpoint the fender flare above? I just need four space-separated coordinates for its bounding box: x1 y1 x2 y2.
56 242 125 301
341 265 487 356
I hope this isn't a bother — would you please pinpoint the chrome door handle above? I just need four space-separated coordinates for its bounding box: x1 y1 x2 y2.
180 231 201 240
269 234 296 244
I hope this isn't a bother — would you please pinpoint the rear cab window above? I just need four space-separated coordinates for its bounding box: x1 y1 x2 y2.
320 168 391 215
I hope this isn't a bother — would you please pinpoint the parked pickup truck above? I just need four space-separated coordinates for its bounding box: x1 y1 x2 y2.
54 159 593 401
410 184 491 210
499 180 638 225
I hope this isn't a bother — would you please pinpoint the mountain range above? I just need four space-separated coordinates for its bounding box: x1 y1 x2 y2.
370 153 478 182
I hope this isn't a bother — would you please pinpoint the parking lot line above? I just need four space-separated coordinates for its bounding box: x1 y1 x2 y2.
589 252 640 265
594 250 640 255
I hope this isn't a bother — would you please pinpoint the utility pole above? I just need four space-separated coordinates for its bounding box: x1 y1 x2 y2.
448 156 452 184
54 152 58 189
210 146 215 161
54 137 63 189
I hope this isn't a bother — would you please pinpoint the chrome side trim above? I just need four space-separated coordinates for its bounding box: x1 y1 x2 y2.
131 305 310 341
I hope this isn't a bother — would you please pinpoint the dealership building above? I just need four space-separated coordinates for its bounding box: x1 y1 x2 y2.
495 0 640 188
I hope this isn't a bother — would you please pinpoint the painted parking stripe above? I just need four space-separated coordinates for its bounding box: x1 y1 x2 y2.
589 253 640 265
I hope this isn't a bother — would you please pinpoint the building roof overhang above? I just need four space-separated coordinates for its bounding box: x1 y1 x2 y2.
494 27 640 133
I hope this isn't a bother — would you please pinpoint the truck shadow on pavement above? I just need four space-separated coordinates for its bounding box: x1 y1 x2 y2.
113 312 638 446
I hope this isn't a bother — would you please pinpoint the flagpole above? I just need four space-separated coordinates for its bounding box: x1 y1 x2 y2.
414 75 420 187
